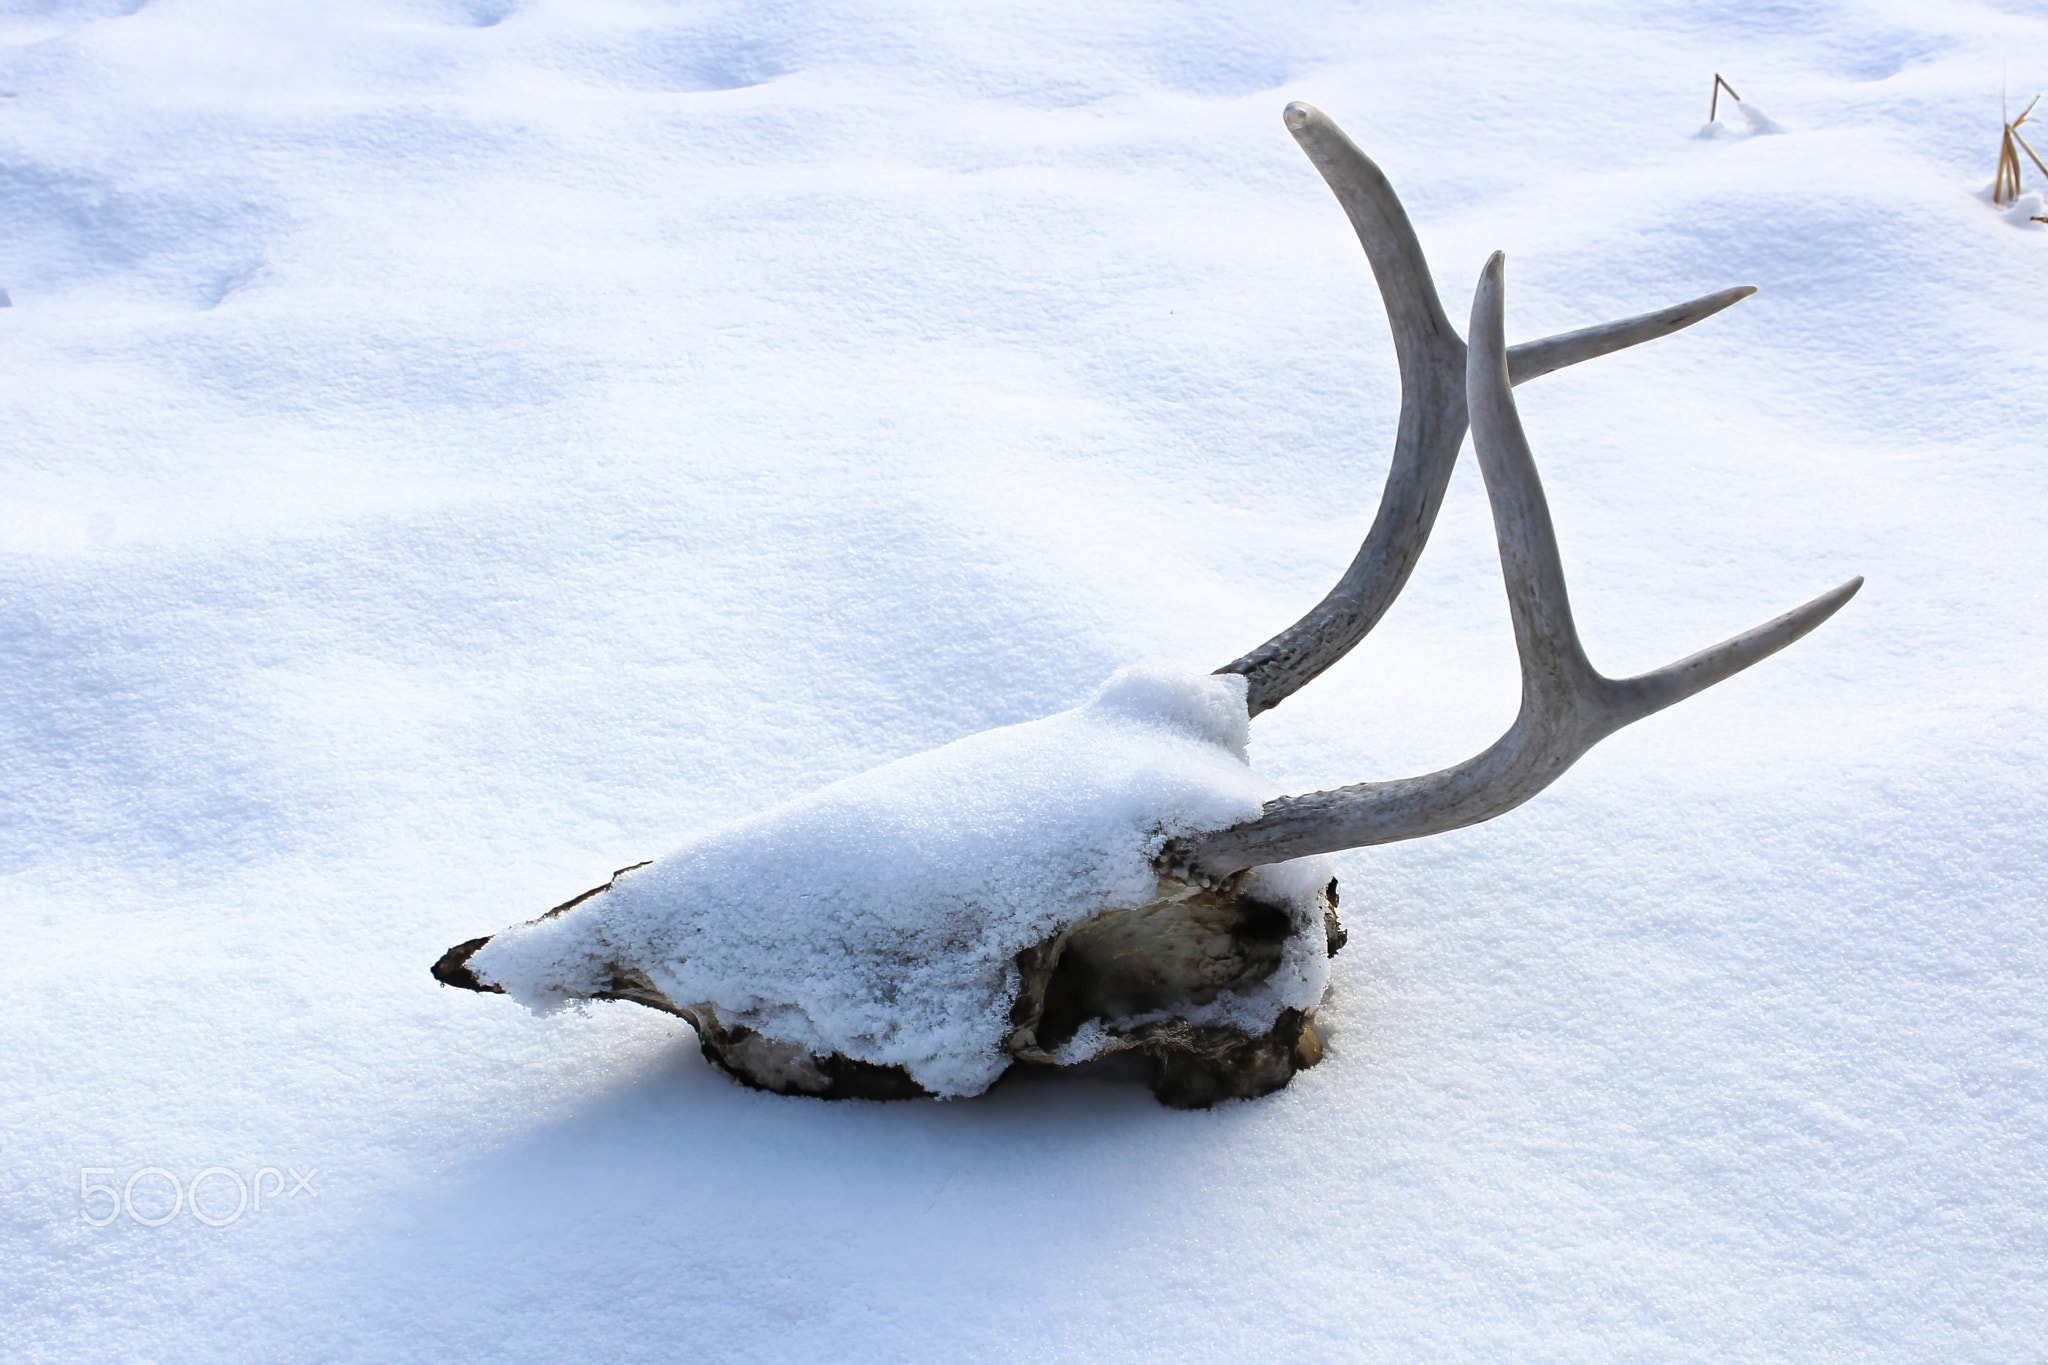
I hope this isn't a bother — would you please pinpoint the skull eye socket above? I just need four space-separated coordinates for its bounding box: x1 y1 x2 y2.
1030 891 1300 1052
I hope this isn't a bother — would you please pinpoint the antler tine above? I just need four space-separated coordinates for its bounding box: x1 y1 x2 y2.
1506 286 1756 385
1218 103 1763 718
1217 103 1466 719
1175 253 1860 880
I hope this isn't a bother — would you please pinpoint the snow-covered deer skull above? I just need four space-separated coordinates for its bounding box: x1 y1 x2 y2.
434 104 1860 1108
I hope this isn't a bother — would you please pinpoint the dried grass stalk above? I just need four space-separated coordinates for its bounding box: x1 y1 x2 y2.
1994 95 2045 206
1709 73 1741 123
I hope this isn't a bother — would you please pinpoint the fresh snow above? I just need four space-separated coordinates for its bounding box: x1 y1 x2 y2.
4 0 2045 1361
1734 100 1787 135
471 663 1332 1097
1698 100 1788 140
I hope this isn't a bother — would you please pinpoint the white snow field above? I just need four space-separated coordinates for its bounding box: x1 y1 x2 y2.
2 0 2043 1359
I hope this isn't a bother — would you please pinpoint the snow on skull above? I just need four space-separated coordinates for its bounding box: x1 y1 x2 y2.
433 103 1861 1108
444 665 1340 1105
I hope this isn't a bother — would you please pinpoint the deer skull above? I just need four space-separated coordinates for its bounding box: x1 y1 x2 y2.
433 103 1860 1108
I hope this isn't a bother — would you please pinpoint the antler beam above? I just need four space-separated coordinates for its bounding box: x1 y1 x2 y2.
1219 103 1755 717
1178 255 1862 880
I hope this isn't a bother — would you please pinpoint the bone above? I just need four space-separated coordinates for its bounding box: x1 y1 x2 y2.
438 107 1858 1109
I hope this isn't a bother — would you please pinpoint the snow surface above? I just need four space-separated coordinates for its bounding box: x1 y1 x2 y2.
3 0 2045 1360
471 663 1332 1096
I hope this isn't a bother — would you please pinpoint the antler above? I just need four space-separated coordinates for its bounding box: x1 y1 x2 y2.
1175 255 1861 880
1219 103 1756 716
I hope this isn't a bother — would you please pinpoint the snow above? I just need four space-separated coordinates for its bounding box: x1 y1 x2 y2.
2002 190 2047 226
1734 99 1787 135
3 0 2045 1360
470 663 1332 1097
1699 100 1784 140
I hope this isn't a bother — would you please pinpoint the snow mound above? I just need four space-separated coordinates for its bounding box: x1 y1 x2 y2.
2001 191 2047 227
1697 101 1785 140
1735 100 1785 135
470 663 1335 1097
